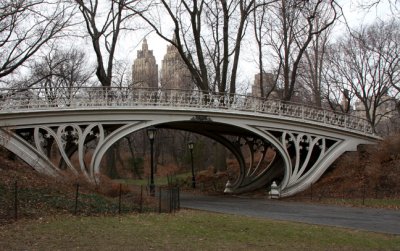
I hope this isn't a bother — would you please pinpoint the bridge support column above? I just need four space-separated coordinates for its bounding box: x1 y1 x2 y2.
0 128 59 176
248 126 374 197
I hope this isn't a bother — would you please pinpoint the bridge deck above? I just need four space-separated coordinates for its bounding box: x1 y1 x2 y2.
0 87 377 139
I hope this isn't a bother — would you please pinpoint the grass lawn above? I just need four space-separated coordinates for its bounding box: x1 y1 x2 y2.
0 210 399 250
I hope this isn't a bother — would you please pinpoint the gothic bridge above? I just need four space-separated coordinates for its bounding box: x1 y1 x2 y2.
0 87 380 197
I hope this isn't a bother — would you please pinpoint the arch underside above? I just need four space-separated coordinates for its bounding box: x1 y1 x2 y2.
0 116 374 197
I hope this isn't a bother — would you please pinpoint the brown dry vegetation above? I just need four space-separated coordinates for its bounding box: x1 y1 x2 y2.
0 147 160 225
0 149 131 198
292 134 400 203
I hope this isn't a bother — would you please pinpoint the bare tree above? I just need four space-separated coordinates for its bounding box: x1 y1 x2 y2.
298 25 333 107
112 60 132 88
261 0 339 101
0 0 76 81
360 0 399 15
252 1 272 98
29 45 94 102
324 67 354 113
325 20 400 132
380 21 400 114
74 0 147 87
137 0 262 94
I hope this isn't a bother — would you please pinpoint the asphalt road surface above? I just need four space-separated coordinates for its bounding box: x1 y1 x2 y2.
180 193 400 235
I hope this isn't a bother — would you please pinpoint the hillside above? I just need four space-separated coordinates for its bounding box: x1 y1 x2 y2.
1 134 400 222
0 148 159 225
291 135 400 206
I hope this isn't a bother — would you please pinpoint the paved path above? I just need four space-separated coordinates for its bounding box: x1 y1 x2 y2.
180 194 400 235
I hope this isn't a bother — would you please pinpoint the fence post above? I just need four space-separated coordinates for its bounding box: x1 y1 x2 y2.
139 185 143 213
171 188 175 213
118 183 122 215
74 183 79 215
177 187 180 210
362 182 366 205
169 188 173 213
158 187 162 214
14 180 18 221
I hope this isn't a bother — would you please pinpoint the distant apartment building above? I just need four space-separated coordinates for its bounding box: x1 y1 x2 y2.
131 36 194 91
251 72 279 98
354 94 397 119
353 94 399 134
131 38 158 89
160 35 193 90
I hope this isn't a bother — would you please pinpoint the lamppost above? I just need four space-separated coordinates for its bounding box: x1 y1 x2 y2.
147 127 157 196
188 141 195 189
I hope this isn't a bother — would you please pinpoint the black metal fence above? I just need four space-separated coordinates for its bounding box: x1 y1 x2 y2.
0 180 180 224
158 187 180 213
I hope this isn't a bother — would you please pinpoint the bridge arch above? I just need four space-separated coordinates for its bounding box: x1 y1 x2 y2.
88 118 293 194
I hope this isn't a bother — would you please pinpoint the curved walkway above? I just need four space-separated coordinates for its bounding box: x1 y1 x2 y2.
180 193 400 235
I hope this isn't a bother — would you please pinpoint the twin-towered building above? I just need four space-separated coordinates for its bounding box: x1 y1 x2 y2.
132 37 270 97
132 37 193 90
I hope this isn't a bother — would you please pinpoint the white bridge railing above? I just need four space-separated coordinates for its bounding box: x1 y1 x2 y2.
0 86 374 135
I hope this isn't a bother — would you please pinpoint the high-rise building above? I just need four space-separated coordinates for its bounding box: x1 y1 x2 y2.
252 72 278 98
160 35 193 90
132 38 158 89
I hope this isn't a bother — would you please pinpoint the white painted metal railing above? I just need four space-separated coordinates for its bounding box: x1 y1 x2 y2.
0 86 374 135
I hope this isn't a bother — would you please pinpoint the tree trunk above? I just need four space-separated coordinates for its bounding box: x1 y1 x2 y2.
213 143 227 172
